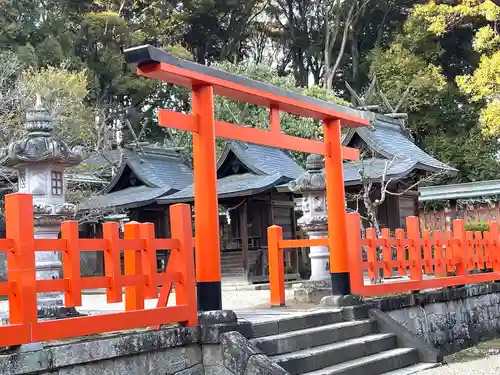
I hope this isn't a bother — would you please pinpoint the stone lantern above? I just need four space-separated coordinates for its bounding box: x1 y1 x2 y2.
288 154 330 281
0 95 82 317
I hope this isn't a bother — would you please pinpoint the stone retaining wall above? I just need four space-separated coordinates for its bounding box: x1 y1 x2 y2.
0 311 287 375
368 283 500 355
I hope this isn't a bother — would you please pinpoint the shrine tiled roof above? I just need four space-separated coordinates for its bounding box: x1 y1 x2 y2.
342 114 456 176
78 185 173 211
99 146 193 192
343 158 430 186
158 173 289 204
217 141 304 179
78 145 193 211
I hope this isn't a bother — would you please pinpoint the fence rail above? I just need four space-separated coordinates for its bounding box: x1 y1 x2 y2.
0 193 197 347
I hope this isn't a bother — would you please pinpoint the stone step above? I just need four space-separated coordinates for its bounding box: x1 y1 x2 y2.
221 268 245 274
222 275 249 285
251 319 377 355
380 362 439 375
221 262 244 269
251 310 344 338
221 258 242 265
272 333 397 375
221 272 246 280
221 265 243 271
301 348 420 375
221 268 243 274
221 266 242 271
221 253 242 260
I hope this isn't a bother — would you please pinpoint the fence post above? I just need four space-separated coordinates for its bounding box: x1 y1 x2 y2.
140 223 158 300
452 219 466 276
485 231 493 269
465 230 475 271
61 221 82 307
475 231 485 270
268 225 285 307
406 216 422 281
489 222 500 274
365 228 377 281
5 193 37 332
444 230 455 276
124 222 144 311
381 228 392 278
434 231 446 276
422 230 432 275
169 204 198 326
395 229 406 276
102 222 122 303
346 213 363 294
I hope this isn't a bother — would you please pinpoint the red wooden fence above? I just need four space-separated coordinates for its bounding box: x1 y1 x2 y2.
346 213 500 297
0 193 197 347
268 213 500 305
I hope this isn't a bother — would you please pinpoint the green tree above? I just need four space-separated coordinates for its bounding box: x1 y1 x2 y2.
0 0 39 48
366 0 500 183
0 49 105 158
407 0 500 136
18 66 96 148
369 43 447 113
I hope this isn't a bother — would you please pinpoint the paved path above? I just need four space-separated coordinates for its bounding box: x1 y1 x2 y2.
419 355 500 374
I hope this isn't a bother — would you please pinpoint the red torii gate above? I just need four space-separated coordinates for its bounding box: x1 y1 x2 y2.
125 45 370 311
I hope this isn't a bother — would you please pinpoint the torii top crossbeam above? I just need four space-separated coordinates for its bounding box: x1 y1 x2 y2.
124 45 370 311
125 45 371 126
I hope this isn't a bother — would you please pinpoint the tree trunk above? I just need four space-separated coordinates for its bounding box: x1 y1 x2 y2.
350 28 360 93
293 49 308 87
326 1 355 90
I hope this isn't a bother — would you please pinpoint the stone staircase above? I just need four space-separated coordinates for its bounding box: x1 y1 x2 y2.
250 310 438 375
221 251 247 284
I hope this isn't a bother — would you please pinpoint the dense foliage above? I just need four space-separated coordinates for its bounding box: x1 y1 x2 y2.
0 0 499 182
464 221 490 232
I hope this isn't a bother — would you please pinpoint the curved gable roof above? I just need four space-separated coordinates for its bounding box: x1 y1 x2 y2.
158 173 289 204
97 147 193 193
217 141 304 179
343 115 456 174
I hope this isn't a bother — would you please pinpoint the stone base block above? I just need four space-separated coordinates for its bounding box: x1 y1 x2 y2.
320 294 364 307
197 310 253 343
293 279 332 304
294 288 331 304
1 306 82 326
37 305 81 319
198 310 237 325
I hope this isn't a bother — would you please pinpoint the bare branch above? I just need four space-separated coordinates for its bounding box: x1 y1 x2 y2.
386 171 446 196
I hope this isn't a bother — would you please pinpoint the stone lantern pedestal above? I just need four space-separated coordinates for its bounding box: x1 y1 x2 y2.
288 154 333 303
0 96 82 319
308 230 330 280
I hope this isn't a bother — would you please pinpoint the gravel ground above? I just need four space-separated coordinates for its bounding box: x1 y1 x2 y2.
78 288 296 313
419 355 500 374
0 288 297 317
418 339 500 374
